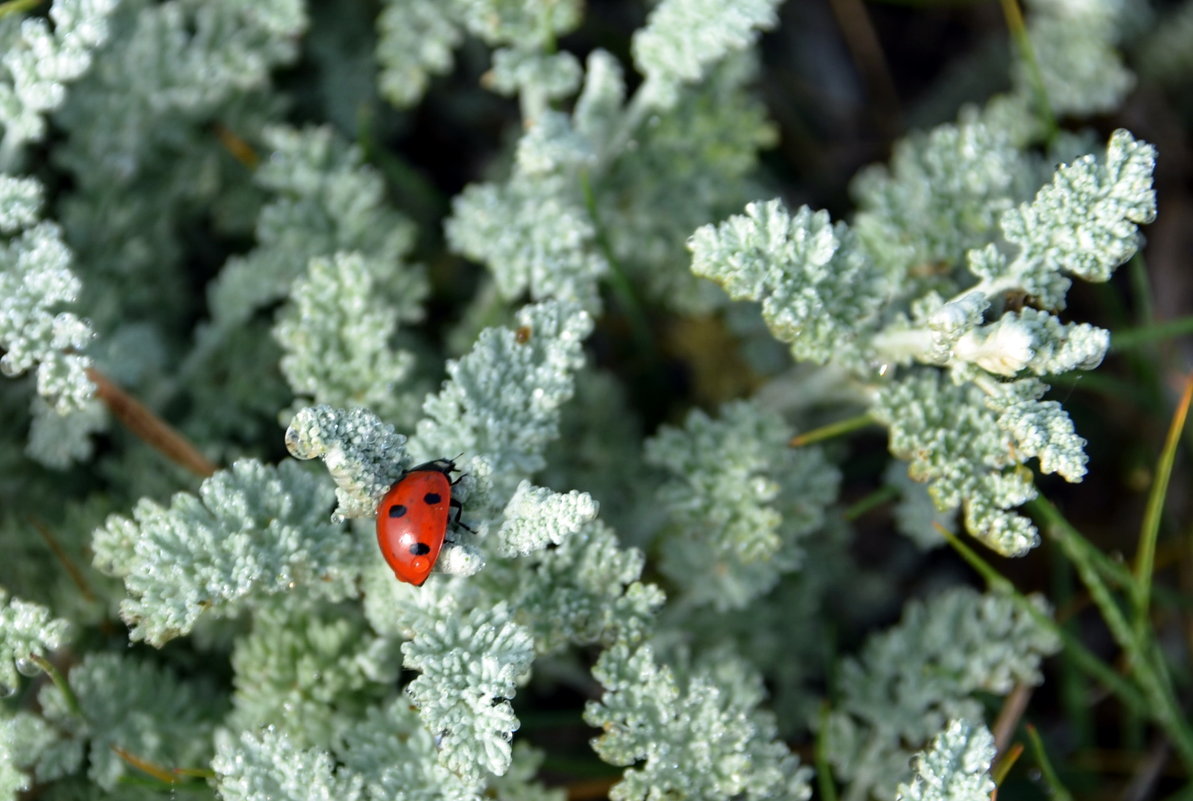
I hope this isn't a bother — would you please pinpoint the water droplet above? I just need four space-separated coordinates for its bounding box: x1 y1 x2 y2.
15 656 40 677
0 683 16 698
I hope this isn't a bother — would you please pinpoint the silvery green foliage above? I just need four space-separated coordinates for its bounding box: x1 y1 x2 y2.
885 461 957 550
632 0 782 109
229 604 400 748
585 643 812 801
488 49 582 116
895 720 996 801
1020 0 1133 117
690 199 885 369
334 695 477 801
91 459 360 646
208 125 422 332
273 252 418 424
590 51 778 313
26 396 106 468
376 0 462 108
375 0 581 110
214 727 365 801
873 371 1067 556
850 116 1035 279
644 400 840 610
0 589 71 696
497 519 664 654
402 601 534 785
52 0 305 330
38 652 221 790
0 711 57 799
285 404 410 522
0 178 93 413
694 129 1155 556
0 0 119 159
0 175 40 230
446 147 607 311
496 482 599 557
448 43 775 315
998 129 1156 292
822 587 1059 801
415 301 593 500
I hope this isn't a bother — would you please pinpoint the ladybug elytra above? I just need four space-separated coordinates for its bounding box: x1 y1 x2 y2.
375 458 464 585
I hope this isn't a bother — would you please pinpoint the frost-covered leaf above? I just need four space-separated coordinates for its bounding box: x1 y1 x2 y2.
822 588 1058 800
497 482 598 557
446 173 606 310
376 0 462 108
414 301 593 501
1021 3 1133 118
39 652 222 790
644 400 839 610
333 695 482 801
0 0 120 153
208 125 421 331
0 175 41 233
851 116 1033 280
1001 129 1156 293
0 220 94 412
632 0 782 109
403 601 534 783
896 720 996 801
872 370 1043 556
26 395 106 468
0 589 71 697
690 199 884 368
274 252 419 424
504 520 664 654
488 48 582 114
229 604 400 748
92 459 359 645
585 644 812 801
285 405 410 522
0 710 59 798
213 727 364 801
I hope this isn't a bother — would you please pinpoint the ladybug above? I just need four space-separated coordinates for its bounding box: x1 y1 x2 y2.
375 458 465 585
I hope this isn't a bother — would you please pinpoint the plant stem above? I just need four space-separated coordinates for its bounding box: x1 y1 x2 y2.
87 367 217 478
1025 724 1073 801
790 413 876 447
28 653 82 718
1134 373 1193 636
1112 315 1193 352
815 702 839 801
999 0 1058 141
0 0 40 20
843 484 899 521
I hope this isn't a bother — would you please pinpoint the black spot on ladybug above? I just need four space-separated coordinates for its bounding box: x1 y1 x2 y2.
409 542 432 556
423 492 442 505
388 504 408 518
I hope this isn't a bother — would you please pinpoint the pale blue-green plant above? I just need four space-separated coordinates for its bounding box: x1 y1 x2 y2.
0 589 70 697
644 399 840 610
821 587 1059 800
692 127 1155 556
895 719 996 801
0 0 1170 799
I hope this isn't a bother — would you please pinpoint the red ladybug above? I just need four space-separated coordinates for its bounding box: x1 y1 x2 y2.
375 458 464 585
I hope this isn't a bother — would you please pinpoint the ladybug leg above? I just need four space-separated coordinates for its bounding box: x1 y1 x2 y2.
449 497 476 534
